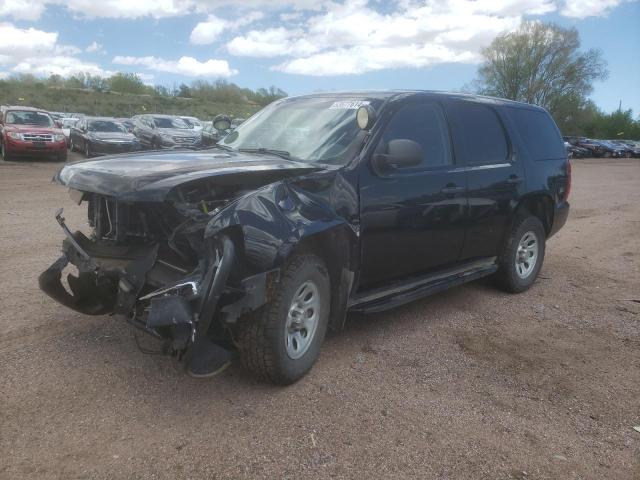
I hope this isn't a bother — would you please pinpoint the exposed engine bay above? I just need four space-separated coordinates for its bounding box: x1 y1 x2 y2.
39 171 293 359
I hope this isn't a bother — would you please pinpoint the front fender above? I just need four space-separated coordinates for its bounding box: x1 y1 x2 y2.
204 175 357 273
205 172 359 330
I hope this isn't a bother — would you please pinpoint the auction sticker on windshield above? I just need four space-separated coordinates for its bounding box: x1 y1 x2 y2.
328 100 370 110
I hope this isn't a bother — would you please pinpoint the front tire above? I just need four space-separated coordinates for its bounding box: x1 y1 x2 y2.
495 215 546 293
84 141 91 158
237 254 331 385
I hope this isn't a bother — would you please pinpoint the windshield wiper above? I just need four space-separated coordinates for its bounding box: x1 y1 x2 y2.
238 148 292 160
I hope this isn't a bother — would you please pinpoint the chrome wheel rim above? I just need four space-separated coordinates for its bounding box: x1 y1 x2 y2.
515 230 538 279
285 280 320 360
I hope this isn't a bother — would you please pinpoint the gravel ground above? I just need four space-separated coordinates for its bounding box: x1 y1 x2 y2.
1 153 639 479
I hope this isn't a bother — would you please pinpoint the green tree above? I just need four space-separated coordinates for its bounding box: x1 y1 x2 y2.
475 22 608 131
108 72 147 94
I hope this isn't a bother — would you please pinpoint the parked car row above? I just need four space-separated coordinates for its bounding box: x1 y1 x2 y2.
563 136 640 158
0 104 242 161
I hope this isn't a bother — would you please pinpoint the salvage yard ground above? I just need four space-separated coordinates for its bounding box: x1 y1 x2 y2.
1 154 639 479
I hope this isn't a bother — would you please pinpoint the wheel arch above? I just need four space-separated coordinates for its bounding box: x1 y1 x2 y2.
513 192 554 237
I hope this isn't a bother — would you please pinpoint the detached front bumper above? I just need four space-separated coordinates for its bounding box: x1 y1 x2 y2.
39 225 160 316
39 209 274 359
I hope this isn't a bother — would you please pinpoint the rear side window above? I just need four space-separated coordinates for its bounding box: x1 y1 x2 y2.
445 101 510 165
377 102 452 170
508 108 566 160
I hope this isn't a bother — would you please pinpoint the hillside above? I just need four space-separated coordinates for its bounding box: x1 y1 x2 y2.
0 82 262 120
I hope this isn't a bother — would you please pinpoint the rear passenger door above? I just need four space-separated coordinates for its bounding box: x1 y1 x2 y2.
444 100 525 261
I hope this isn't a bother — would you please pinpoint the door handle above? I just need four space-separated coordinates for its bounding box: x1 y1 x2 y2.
507 176 523 185
440 185 465 194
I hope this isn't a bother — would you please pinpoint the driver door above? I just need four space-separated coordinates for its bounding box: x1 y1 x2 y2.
358 101 468 289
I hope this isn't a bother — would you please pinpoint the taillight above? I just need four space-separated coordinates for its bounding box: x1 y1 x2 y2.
563 159 572 201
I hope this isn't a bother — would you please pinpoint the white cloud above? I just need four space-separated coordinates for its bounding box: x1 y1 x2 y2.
0 22 58 58
112 55 237 77
228 0 532 75
12 55 113 77
0 0 46 21
86 41 104 53
227 27 319 57
0 0 323 20
0 0 632 80
274 44 479 76
0 23 111 78
561 0 625 18
189 11 263 45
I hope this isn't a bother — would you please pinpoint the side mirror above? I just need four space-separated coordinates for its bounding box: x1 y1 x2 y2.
372 139 423 172
213 114 231 132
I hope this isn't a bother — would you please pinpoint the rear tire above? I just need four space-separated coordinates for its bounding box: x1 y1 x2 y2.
236 254 331 385
495 215 546 293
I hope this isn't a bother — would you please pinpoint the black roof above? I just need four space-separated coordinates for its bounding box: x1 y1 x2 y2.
286 90 545 111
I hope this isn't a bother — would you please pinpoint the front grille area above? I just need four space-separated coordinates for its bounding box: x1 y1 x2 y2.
23 133 54 142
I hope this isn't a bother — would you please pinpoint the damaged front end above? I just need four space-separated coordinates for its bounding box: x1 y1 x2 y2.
39 172 281 360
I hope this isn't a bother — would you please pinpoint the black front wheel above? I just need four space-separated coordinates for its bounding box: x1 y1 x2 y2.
237 254 331 385
84 141 91 158
495 215 546 293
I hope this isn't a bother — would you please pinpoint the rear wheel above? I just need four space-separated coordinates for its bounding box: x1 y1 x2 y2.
495 215 546 293
237 254 331 385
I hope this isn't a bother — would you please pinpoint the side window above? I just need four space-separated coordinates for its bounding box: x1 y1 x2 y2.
377 102 452 170
446 101 510 165
508 107 565 160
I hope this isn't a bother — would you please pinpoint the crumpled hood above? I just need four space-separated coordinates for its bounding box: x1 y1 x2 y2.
56 149 320 201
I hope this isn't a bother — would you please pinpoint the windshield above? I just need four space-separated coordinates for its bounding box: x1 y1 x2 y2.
88 120 127 133
154 116 189 129
222 97 382 164
6 110 54 127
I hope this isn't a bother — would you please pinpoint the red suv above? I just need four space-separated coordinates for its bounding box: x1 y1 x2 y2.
0 107 67 161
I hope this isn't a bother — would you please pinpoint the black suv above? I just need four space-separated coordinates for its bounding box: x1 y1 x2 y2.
131 114 201 149
40 91 570 384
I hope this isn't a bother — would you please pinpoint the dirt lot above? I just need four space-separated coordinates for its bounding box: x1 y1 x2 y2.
1 153 639 479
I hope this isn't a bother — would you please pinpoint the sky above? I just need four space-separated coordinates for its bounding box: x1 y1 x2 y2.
0 0 638 114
